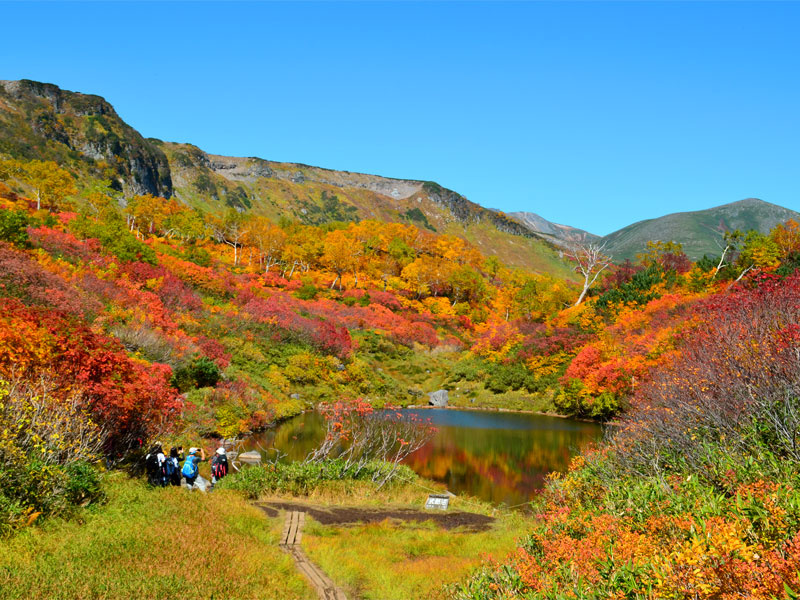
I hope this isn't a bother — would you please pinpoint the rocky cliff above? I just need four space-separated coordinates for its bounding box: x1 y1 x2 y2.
0 79 172 197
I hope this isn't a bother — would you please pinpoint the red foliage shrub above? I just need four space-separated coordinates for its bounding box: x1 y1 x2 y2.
519 324 592 357
342 289 366 299
28 226 105 265
601 259 643 291
0 298 181 456
311 321 353 358
195 336 232 369
0 243 102 317
392 320 439 348
618 273 800 474
366 290 403 311
261 272 289 288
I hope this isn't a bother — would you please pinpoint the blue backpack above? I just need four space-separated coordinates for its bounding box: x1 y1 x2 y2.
165 456 178 477
182 456 198 479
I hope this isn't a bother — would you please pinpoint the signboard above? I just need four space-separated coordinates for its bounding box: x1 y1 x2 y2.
425 494 450 511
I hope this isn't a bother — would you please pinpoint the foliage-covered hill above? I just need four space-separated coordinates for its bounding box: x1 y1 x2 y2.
0 79 572 278
159 142 576 276
601 197 800 261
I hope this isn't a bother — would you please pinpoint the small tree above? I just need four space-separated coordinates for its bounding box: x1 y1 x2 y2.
306 399 436 488
211 209 250 266
7 159 77 211
567 242 612 306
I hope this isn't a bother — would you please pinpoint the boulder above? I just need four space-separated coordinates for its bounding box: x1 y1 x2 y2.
427 389 449 407
238 451 263 464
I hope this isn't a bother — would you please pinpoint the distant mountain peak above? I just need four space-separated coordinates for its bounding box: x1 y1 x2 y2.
509 211 600 247
600 198 800 261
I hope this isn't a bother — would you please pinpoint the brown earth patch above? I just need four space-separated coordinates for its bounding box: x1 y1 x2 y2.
257 502 494 532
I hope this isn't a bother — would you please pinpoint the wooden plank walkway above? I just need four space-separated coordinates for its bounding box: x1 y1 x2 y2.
280 510 348 600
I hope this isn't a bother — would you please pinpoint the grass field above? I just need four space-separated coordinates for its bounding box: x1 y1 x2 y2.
0 467 531 600
0 473 314 600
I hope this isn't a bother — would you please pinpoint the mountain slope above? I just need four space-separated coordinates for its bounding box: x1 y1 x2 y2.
601 198 800 261
0 79 573 277
508 211 600 247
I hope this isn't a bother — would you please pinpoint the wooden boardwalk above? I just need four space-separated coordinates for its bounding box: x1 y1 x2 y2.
280 510 348 600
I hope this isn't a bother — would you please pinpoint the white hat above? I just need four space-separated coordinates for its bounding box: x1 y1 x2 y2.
216 447 226 455
188 447 198 455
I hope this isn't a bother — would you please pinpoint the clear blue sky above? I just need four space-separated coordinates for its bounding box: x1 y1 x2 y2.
1 1 798 235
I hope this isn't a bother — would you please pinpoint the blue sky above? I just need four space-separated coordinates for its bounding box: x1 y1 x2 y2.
1 1 798 235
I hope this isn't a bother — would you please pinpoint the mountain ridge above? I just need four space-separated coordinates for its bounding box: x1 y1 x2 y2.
3 79 797 269
508 211 600 247
0 79 573 277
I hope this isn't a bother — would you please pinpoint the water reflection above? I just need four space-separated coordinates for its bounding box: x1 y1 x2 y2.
243 409 602 507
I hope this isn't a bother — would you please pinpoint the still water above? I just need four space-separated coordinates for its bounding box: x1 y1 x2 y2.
243 409 603 507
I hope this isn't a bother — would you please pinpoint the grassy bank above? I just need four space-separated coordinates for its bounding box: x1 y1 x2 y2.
303 510 530 600
0 458 531 600
0 473 313 600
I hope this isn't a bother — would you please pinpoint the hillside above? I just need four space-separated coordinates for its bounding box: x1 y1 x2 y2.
508 210 600 247
601 198 800 261
159 142 575 277
0 79 573 278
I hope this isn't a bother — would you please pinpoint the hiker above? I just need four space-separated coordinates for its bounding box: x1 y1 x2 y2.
211 446 229 485
145 442 167 487
166 446 183 487
181 447 210 491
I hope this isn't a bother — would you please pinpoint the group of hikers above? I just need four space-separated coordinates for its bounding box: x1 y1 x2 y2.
144 442 230 491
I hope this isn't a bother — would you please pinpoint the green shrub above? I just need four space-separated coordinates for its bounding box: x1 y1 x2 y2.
553 378 621 419
171 355 222 392
0 209 30 246
448 358 486 383
63 461 105 507
182 242 211 267
70 213 156 264
219 459 417 498
595 264 668 311
483 362 540 394
0 380 105 535
296 282 318 300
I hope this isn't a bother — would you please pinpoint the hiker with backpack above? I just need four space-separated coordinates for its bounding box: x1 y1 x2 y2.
181 447 210 491
145 442 167 487
166 446 183 487
211 447 229 485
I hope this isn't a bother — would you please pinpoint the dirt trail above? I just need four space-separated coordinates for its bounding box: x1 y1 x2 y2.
278 509 348 600
258 501 495 532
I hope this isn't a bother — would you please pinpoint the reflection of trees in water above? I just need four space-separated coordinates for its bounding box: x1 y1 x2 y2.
404 425 599 504
245 412 601 506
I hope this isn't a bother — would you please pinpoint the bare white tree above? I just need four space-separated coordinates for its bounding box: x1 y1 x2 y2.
566 242 612 306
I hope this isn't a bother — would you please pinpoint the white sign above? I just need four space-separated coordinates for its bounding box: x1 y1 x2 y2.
425 494 450 510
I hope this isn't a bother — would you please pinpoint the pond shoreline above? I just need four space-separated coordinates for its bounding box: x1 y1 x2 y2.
245 407 603 505
404 403 600 423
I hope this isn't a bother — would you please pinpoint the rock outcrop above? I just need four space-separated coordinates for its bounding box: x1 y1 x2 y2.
0 79 172 198
427 389 449 407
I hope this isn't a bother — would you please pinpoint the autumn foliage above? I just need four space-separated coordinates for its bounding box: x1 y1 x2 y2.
456 266 800 599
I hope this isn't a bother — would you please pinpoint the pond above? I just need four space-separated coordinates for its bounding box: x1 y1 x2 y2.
242 409 603 507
